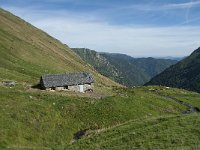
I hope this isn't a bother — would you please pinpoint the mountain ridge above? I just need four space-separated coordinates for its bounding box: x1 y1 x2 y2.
146 47 200 93
0 8 200 149
72 48 178 86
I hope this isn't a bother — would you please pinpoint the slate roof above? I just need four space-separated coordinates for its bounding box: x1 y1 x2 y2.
41 72 94 88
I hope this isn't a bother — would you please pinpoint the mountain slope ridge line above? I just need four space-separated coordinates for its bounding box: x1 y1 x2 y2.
72 48 177 86
146 47 200 93
0 8 120 95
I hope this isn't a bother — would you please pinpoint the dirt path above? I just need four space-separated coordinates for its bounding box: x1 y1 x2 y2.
71 94 200 144
159 95 200 114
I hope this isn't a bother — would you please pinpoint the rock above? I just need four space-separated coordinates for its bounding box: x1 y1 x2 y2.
1 81 16 86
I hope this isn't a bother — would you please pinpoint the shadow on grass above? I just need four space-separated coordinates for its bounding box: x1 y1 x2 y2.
31 84 43 90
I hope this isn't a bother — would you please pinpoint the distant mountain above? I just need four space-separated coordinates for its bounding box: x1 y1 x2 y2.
146 47 200 93
72 48 177 86
1 9 200 150
155 56 184 61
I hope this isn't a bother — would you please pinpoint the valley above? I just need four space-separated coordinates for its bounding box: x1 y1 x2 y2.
73 48 177 86
0 7 199 150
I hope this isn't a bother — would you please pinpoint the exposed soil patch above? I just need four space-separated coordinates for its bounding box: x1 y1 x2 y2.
73 129 89 140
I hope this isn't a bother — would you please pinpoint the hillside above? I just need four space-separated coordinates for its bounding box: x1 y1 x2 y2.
0 8 200 150
1 85 200 149
72 48 177 86
69 114 200 149
146 47 200 93
0 8 119 95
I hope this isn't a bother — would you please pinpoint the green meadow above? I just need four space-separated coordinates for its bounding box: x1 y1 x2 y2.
0 85 199 149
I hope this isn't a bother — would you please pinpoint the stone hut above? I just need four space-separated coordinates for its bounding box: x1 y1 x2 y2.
40 72 94 93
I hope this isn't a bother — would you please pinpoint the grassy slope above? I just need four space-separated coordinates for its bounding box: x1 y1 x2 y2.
0 85 199 149
0 8 200 150
68 87 200 149
69 114 200 150
0 8 119 95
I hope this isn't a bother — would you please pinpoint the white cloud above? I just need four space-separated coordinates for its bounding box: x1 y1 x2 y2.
126 0 200 11
166 1 200 9
3 6 200 57
33 18 200 57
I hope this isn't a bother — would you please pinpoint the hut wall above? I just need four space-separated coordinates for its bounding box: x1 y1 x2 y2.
83 83 93 91
44 84 94 92
68 85 80 92
55 87 64 91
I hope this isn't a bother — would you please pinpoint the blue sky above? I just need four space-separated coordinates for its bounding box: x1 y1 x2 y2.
1 0 200 57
